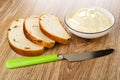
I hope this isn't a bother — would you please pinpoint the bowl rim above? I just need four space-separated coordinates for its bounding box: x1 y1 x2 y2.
64 7 115 34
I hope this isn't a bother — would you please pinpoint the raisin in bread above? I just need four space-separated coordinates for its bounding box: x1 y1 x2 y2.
8 19 44 56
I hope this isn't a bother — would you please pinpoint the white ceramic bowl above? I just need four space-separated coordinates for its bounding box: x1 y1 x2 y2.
65 7 115 39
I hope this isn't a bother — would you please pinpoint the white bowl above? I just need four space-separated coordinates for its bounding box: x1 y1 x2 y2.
65 7 115 39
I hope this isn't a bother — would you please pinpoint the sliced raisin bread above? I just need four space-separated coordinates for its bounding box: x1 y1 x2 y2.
39 14 71 44
24 17 55 48
8 19 44 56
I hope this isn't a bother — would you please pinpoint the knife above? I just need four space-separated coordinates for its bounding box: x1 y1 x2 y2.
6 48 114 69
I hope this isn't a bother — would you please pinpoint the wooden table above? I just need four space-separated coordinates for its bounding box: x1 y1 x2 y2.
0 0 120 80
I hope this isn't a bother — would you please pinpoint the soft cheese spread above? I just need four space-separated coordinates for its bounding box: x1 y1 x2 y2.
67 8 112 33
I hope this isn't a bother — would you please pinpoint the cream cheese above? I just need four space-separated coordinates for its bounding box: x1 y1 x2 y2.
67 8 112 33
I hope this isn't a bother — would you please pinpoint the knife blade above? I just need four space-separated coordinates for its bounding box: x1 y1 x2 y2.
6 48 114 69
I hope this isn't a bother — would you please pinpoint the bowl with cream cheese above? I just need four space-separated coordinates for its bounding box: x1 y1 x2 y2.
65 7 115 39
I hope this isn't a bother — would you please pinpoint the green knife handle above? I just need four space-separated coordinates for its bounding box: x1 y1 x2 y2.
6 54 58 69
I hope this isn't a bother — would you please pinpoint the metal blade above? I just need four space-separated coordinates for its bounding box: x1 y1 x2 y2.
61 49 114 61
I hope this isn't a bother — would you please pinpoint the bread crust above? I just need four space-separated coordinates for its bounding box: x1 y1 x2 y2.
40 24 69 44
23 20 55 48
23 23 55 48
8 19 45 56
8 33 45 56
39 16 70 44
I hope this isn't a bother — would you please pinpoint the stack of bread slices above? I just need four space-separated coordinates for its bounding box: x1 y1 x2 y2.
8 14 71 56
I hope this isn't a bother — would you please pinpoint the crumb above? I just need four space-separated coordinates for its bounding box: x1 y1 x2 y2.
32 25 36 27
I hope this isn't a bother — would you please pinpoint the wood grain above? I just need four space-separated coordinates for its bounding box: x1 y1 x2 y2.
0 0 120 80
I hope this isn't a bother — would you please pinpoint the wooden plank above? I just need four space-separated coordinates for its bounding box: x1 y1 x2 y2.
0 0 119 80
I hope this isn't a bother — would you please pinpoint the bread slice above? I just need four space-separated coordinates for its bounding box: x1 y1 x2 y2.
24 17 55 48
8 19 44 56
39 14 71 44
